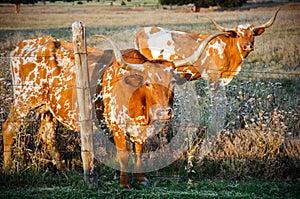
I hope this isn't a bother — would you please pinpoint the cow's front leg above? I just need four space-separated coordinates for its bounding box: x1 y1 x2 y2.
134 143 149 186
113 132 132 189
38 112 67 171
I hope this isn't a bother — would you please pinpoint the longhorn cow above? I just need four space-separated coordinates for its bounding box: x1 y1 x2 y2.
135 8 280 87
2 33 224 189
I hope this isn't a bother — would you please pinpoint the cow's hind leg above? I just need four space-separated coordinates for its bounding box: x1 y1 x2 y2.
2 106 25 172
38 112 67 171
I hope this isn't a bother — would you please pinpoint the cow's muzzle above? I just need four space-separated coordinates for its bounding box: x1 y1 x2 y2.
242 44 254 52
154 107 174 121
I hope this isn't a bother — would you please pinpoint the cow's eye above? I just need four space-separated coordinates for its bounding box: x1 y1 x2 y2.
145 81 150 87
170 80 176 86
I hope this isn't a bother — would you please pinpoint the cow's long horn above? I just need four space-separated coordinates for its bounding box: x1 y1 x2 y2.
210 19 234 32
254 8 280 29
92 35 144 71
174 32 228 67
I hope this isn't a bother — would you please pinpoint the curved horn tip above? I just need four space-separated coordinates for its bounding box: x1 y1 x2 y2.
91 34 123 60
92 35 144 71
91 35 107 40
273 7 281 18
256 7 281 29
210 18 233 32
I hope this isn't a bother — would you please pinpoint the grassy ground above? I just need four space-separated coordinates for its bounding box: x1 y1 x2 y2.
0 1 299 198
1 167 300 199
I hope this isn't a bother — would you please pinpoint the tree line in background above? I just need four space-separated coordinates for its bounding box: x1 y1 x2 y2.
159 0 247 10
1 0 36 13
1 0 247 13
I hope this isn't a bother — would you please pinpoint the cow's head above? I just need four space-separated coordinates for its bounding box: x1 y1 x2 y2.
127 61 177 124
210 8 280 53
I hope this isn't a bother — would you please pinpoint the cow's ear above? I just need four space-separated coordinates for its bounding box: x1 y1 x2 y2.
176 74 189 85
253 27 265 36
225 30 237 37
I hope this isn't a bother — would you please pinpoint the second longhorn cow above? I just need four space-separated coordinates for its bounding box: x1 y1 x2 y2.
135 8 280 87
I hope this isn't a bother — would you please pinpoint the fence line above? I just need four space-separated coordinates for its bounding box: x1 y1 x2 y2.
0 55 299 78
0 73 299 89
0 70 299 85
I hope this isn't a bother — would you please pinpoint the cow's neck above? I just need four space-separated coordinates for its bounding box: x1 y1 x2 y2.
225 37 246 70
212 36 245 83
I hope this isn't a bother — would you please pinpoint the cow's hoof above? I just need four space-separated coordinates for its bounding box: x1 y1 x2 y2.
120 183 134 190
135 176 151 187
139 180 151 187
57 164 69 173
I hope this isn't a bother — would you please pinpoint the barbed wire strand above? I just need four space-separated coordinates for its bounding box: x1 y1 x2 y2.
0 55 299 77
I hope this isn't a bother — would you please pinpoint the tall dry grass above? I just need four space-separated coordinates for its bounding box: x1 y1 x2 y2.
186 77 299 179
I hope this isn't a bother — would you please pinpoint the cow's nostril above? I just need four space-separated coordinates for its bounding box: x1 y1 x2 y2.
155 107 173 120
167 108 173 117
243 44 253 51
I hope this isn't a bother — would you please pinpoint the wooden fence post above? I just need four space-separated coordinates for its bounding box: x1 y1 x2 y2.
72 21 98 187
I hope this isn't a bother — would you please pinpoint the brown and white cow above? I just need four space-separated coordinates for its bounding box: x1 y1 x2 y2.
2 33 223 188
135 8 280 87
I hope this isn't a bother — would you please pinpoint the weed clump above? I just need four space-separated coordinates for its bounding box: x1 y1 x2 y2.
188 78 300 179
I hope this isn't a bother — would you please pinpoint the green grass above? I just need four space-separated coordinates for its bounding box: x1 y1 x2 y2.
1 169 300 199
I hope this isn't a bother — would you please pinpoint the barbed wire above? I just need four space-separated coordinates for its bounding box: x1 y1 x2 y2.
0 68 299 85
0 55 299 79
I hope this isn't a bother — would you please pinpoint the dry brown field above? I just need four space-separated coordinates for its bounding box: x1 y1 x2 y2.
0 2 298 30
0 2 299 73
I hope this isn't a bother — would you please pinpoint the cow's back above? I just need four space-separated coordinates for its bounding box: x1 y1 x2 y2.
136 28 222 83
136 27 205 61
10 36 106 130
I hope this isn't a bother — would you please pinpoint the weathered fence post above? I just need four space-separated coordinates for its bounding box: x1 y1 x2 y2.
72 21 98 187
